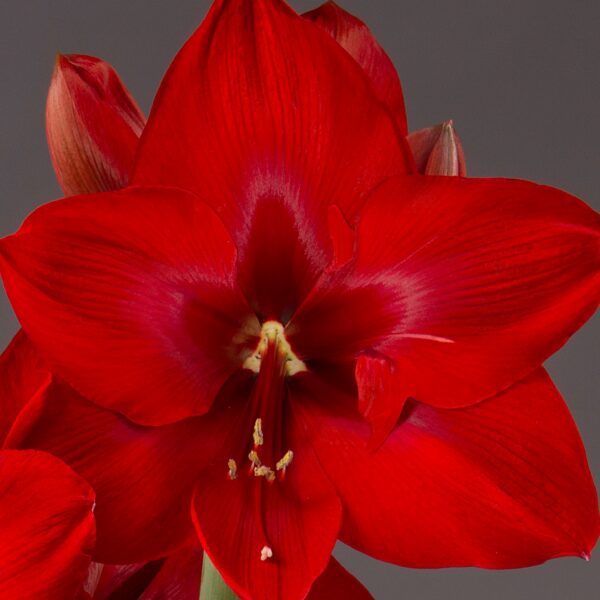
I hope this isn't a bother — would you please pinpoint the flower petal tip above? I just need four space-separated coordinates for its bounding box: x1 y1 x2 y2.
46 52 145 196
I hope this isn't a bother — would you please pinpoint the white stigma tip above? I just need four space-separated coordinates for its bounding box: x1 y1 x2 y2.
261 546 273 561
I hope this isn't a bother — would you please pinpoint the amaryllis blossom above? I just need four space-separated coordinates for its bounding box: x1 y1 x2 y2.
1 1 599 599
1 25 373 599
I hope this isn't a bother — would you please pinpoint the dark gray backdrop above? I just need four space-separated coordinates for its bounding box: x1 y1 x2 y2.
1 1 598 598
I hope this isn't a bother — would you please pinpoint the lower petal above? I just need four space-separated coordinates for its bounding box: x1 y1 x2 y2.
296 369 599 567
307 557 372 600
5 380 203 563
191 402 342 600
0 450 95 600
139 543 203 600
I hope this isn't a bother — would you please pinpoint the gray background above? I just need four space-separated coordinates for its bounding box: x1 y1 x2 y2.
0 1 598 598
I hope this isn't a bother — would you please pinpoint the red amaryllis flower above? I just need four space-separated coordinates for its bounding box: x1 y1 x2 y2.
1 1 599 599
3 36 373 599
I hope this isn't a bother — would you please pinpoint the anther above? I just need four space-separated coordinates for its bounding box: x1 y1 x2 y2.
276 450 294 472
254 465 276 482
227 459 237 480
253 418 264 447
248 450 261 468
260 546 273 561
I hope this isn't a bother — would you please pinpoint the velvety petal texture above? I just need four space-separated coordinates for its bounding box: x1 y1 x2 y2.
407 120 466 176
47 54 145 195
5 380 202 564
296 369 600 567
133 0 412 228
0 187 255 425
292 176 600 409
0 450 96 600
307 557 372 600
304 2 408 135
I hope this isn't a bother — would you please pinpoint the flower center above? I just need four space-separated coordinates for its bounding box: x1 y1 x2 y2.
242 320 307 376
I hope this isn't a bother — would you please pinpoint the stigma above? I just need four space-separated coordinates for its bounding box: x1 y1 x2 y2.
243 321 307 376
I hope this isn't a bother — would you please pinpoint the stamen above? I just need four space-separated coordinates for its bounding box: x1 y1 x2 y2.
227 459 237 480
260 546 273 561
276 450 294 472
248 450 262 468
254 465 276 482
253 418 264 447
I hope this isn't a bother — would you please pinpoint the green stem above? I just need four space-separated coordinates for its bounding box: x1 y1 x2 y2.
199 554 239 600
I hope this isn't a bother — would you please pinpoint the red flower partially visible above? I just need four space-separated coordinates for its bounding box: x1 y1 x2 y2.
0 442 95 600
1 2 599 600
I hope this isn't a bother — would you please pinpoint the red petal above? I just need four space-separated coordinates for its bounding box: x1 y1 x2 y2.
291 176 600 408
0 187 254 425
88 543 202 600
47 55 145 196
138 544 203 600
327 205 355 272
133 0 412 233
191 379 342 600
85 562 148 599
0 450 95 600
355 354 406 449
307 557 372 600
0 331 48 444
5 380 202 564
407 120 467 176
296 369 600 568
304 2 408 135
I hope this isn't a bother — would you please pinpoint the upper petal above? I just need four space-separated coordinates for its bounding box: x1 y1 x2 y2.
47 54 145 196
291 176 600 408
0 450 95 600
0 187 254 425
295 369 600 567
132 0 412 232
304 1 408 135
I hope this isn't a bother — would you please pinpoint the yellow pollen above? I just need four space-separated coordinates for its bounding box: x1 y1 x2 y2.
276 450 294 472
227 459 237 480
254 465 276 482
243 321 307 376
248 450 261 467
253 418 264 447
260 546 273 561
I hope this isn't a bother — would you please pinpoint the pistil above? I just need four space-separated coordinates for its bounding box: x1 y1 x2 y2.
226 320 305 562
